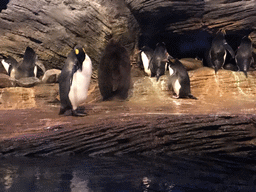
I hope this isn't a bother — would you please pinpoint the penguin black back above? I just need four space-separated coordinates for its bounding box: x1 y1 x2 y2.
208 33 235 73
235 36 254 77
149 42 169 81
98 39 131 100
167 59 196 99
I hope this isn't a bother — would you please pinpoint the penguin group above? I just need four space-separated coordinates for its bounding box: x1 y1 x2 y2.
1 30 255 117
206 31 254 77
139 31 255 100
139 42 196 99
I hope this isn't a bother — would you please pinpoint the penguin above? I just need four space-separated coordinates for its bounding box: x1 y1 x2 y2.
235 36 254 78
1 46 37 79
98 39 131 101
59 45 92 116
167 58 197 99
208 33 235 73
139 46 154 76
149 42 170 81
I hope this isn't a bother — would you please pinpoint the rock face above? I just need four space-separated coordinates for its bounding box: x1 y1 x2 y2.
0 0 256 158
0 0 255 71
0 0 138 70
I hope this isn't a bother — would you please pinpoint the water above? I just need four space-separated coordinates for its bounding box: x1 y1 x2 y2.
0 155 255 192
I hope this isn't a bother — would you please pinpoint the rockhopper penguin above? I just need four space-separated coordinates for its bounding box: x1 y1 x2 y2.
167 58 197 99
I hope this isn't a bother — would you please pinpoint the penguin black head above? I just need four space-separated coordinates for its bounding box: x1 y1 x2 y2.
240 36 252 46
74 45 86 70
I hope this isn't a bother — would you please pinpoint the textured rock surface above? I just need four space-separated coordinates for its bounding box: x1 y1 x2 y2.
16 77 41 87
0 65 256 157
42 69 61 83
0 0 138 70
1 0 255 71
0 74 16 88
0 0 256 158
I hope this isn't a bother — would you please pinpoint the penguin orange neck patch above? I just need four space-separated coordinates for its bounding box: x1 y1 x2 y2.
75 49 79 55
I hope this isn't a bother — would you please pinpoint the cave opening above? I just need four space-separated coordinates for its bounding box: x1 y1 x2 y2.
0 0 9 12
138 28 253 66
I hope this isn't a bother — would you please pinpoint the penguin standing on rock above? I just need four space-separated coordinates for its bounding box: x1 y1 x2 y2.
167 59 197 99
139 46 154 76
235 36 254 78
59 45 92 116
208 32 235 74
149 42 170 81
1 46 37 79
98 39 131 101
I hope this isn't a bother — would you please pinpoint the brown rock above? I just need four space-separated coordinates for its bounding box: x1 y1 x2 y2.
16 77 41 87
179 58 203 71
0 73 16 88
42 69 61 83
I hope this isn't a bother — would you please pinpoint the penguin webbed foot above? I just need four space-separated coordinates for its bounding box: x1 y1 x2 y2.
188 94 198 100
172 94 179 99
72 109 87 117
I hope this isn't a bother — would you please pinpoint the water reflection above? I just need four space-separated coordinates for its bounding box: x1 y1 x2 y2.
0 155 255 192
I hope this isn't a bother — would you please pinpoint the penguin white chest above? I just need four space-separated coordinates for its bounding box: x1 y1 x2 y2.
68 55 92 110
141 52 151 76
1 60 11 74
173 79 181 96
168 66 174 76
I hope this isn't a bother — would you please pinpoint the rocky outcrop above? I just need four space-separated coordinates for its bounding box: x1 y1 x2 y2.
0 74 16 88
1 0 255 71
0 0 138 70
42 69 61 83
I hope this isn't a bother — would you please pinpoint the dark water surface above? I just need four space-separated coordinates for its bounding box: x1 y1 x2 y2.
0 155 255 192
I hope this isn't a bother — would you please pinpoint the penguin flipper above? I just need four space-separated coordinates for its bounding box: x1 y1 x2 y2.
224 43 235 58
21 46 37 77
243 71 248 78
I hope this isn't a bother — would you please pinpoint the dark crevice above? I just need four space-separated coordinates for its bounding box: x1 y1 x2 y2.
0 0 9 12
27 36 43 44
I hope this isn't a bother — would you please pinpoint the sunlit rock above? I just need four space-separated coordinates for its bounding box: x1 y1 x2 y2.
0 73 16 88
42 69 61 83
16 77 41 87
179 58 203 71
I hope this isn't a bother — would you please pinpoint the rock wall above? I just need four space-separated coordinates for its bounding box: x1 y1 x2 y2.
0 0 138 71
0 0 255 71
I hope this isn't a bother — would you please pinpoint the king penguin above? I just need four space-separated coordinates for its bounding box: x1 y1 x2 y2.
208 32 235 73
98 39 131 101
235 36 254 78
139 46 154 76
149 42 170 81
1 46 37 79
167 58 197 99
59 45 92 116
